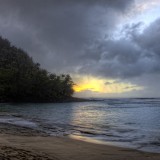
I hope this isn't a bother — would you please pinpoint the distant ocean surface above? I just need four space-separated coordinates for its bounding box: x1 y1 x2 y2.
0 98 160 153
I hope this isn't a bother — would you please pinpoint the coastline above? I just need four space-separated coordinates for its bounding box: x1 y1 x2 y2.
0 123 160 160
0 97 102 103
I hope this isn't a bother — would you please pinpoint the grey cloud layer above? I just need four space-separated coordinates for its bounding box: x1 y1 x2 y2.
79 19 160 79
0 0 160 97
0 0 134 72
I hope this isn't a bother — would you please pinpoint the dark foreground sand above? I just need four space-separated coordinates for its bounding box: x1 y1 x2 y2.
0 124 160 160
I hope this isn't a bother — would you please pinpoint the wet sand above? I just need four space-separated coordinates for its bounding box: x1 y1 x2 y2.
0 124 160 160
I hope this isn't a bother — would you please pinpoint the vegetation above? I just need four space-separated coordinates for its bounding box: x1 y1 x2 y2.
0 36 74 102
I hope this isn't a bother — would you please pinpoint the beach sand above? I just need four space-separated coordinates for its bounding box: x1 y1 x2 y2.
0 124 160 160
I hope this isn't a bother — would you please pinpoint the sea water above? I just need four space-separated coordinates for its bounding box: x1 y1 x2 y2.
0 98 160 153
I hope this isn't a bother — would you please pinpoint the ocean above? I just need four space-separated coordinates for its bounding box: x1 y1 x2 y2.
0 98 160 153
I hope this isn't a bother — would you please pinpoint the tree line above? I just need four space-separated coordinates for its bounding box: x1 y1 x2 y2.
0 36 74 102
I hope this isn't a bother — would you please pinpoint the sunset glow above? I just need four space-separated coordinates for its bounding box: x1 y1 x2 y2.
73 76 143 94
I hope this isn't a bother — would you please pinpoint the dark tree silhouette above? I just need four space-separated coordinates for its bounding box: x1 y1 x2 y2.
0 36 74 102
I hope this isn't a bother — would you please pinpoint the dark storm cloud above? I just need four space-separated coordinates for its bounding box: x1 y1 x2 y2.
0 0 159 80
133 19 160 58
0 0 134 72
2 0 160 97
79 18 160 79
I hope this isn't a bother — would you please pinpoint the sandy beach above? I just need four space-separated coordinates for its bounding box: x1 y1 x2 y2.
0 124 159 160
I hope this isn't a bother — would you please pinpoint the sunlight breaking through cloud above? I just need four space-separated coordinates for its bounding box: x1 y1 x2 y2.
73 75 143 94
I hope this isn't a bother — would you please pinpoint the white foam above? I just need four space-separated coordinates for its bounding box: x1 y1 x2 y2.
0 116 37 128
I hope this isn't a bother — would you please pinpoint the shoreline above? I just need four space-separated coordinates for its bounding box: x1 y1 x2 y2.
0 97 103 103
0 123 159 159
0 134 160 160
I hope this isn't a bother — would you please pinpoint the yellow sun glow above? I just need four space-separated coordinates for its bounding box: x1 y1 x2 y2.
73 75 143 94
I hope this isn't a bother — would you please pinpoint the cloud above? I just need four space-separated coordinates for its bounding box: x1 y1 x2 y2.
0 0 134 72
1 0 160 97
105 82 114 85
105 80 123 85
78 18 160 80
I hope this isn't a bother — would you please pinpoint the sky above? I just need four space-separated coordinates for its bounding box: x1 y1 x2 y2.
0 0 160 98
